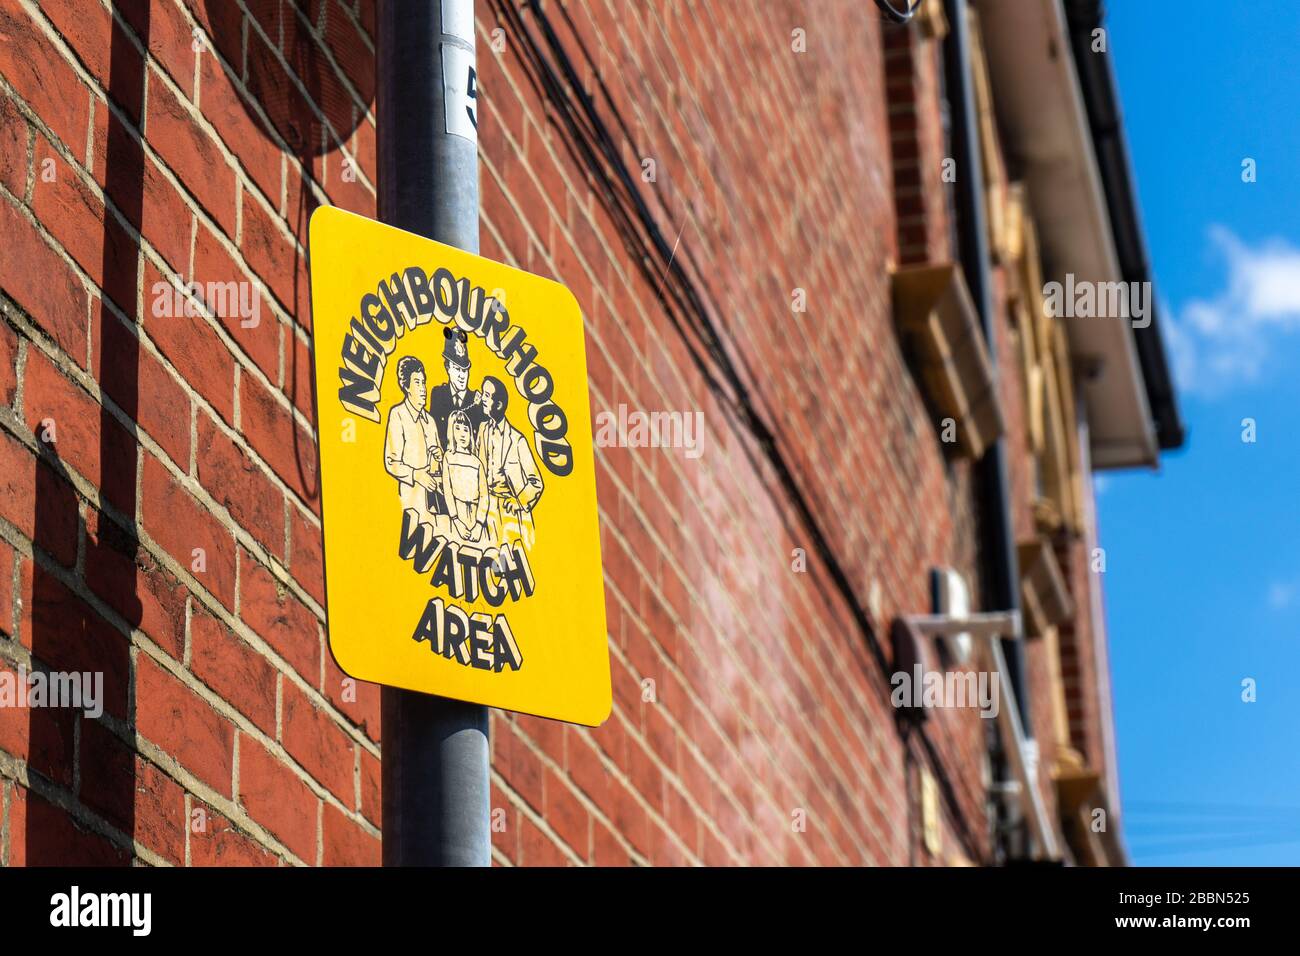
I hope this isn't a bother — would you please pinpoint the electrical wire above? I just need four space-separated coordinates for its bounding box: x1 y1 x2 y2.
487 0 986 863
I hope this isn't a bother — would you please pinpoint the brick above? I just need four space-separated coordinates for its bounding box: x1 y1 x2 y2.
244 25 319 159
519 813 570 867
566 734 612 819
287 327 315 419
199 52 283 208
0 439 78 571
0 195 88 365
121 0 199 99
516 713 565 768
312 144 373 216
496 720 543 812
137 653 235 796
77 717 138 831
357 0 375 39
93 307 192 466
140 452 238 609
84 509 188 660
189 804 277 865
247 0 286 48
592 819 632 867
40 0 144 123
133 759 189 864
237 734 318 862
283 162 322 246
0 319 18 409
146 69 237 237
25 570 131 720
281 678 353 803
319 2 375 107
192 221 281 381
359 745 380 826
500 151 551 248
0 93 27 196
322 803 379 866
195 409 286 558
0 0 1126 871
490 783 517 864
239 187 297 312
183 0 244 71
543 767 590 856
608 779 650 859
239 369 319 510
9 788 129 865
239 547 320 681
143 257 236 426
322 651 379 741
0 4 90 156
22 345 135 513
0 663 75 788
351 115 375 185
190 606 278 736
0 539 13 638
288 504 325 606
481 169 528 266
91 112 193 276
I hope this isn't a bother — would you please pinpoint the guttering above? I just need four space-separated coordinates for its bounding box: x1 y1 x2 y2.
1063 0 1185 452
975 0 1159 469
941 0 1032 739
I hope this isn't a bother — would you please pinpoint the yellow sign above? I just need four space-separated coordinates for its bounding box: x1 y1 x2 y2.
308 206 610 726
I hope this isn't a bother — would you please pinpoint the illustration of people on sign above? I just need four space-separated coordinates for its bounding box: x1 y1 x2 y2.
428 327 482 450
442 409 489 544
385 329 544 551
476 375 544 550
383 356 443 525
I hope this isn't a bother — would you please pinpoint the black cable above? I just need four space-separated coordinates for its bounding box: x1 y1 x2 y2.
489 0 984 863
496 0 892 674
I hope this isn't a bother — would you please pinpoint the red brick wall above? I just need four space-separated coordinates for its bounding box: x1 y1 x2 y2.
1 0 377 867
0 0 1083 866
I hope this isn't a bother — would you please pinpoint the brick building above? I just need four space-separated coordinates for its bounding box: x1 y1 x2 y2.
0 0 1178 866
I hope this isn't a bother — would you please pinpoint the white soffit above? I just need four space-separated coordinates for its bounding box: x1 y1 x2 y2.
976 0 1157 468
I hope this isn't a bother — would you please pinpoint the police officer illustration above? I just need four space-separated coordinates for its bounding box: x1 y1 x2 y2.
428 326 483 449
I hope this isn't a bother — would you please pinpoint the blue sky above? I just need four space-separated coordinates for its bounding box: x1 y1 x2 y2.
1101 1 1300 865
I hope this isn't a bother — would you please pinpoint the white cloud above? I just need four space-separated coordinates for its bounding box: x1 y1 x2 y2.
1167 228 1300 395
1269 581 1297 611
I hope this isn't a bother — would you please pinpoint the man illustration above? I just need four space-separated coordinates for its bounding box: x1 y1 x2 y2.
384 355 442 523
428 327 482 450
475 375 544 550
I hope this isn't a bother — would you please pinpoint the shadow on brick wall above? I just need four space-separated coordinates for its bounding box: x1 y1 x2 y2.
24 0 147 865
205 0 376 507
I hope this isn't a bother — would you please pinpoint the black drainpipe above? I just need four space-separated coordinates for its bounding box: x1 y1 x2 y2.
941 0 1032 743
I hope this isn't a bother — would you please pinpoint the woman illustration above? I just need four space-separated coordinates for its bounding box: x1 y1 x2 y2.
440 409 489 545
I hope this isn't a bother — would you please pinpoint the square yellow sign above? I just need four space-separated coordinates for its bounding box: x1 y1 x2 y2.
308 206 610 726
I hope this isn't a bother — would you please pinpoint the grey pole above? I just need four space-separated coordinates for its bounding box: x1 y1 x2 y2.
377 0 490 867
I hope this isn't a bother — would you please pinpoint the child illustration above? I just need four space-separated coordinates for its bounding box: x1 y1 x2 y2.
441 408 489 545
